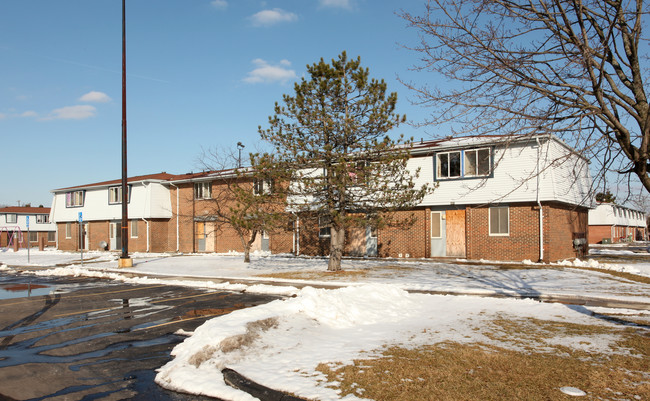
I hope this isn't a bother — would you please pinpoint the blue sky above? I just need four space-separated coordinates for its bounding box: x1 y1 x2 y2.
1 0 436 207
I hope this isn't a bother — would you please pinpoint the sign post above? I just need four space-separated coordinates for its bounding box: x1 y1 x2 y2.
78 212 83 266
26 216 30 264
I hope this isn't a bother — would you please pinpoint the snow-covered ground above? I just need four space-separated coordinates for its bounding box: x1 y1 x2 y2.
1 245 649 400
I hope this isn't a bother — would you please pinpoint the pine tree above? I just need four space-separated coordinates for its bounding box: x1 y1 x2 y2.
258 51 431 271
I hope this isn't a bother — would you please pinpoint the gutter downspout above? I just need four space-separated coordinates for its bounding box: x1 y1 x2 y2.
169 183 180 252
536 137 544 262
142 218 150 252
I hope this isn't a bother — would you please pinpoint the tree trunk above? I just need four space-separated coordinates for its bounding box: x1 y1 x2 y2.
328 226 345 271
241 230 258 264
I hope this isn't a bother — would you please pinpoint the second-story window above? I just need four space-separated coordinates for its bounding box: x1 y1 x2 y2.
6 214 17 224
36 215 49 223
109 186 131 204
194 182 211 199
254 179 274 195
436 148 492 180
66 191 85 207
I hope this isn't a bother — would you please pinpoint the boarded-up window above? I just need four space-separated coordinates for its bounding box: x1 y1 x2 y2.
489 207 509 236
66 223 72 239
431 212 442 238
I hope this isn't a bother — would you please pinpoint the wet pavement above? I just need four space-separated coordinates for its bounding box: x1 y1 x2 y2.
0 272 280 400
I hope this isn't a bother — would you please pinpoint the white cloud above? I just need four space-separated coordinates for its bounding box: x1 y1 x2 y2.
211 0 227 10
79 91 111 103
46 105 97 120
243 59 297 84
250 8 298 27
21 111 38 118
319 0 353 9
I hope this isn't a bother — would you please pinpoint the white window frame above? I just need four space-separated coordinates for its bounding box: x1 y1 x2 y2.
109 185 131 204
464 148 491 177
36 214 49 224
431 212 442 239
6 214 17 224
318 216 331 238
489 206 509 236
29 231 38 242
66 190 85 207
254 179 274 195
47 231 56 242
65 222 72 239
194 182 212 199
436 151 462 179
130 219 138 238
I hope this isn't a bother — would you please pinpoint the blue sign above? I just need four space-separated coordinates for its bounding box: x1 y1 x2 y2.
78 212 83 223
26 216 29 228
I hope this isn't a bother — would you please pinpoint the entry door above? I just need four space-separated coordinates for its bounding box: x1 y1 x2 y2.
109 222 121 251
446 209 466 257
196 222 206 252
84 223 90 251
261 231 269 252
431 211 446 257
366 226 378 257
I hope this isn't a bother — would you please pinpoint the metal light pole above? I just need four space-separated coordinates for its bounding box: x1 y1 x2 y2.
237 142 245 168
119 0 132 268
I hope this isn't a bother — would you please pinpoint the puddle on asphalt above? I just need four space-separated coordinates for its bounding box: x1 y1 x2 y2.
0 283 53 300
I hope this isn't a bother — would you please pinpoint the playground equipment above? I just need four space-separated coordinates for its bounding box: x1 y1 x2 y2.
1 226 23 250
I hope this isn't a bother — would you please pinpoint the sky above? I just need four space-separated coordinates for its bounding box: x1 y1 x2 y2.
1 0 435 207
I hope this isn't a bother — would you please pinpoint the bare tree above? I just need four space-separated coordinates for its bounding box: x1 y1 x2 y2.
400 0 650 193
196 147 287 263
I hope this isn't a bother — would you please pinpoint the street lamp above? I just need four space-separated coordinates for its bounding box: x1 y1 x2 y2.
237 142 245 168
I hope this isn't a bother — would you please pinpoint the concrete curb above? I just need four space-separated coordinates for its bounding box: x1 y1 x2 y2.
222 368 308 401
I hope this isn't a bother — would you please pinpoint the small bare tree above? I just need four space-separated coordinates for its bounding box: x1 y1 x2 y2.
196 147 287 263
400 0 650 193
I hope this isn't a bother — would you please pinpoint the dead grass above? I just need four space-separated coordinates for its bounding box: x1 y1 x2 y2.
256 269 370 281
316 318 650 401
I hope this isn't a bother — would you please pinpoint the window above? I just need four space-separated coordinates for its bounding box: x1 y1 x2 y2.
130 220 138 238
464 148 491 177
29 232 37 242
319 216 331 238
194 182 211 199
36 214 49 224
436 148 492 180
254 179 274 195
6 214 17 224
65 223 72 239
437 151 461 179
109 185 131 204
48 231 56 242
65 190 85 207
489 207 509 236
431 212 442 238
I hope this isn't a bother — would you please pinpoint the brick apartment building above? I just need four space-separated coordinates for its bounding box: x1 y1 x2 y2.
0 206 56 249
588 202 647 244
50 134 593 262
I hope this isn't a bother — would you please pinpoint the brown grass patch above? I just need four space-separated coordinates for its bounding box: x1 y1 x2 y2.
256 269 370 281
316 319 649 401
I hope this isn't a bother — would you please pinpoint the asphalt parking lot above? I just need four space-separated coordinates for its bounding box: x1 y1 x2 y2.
0 272 280 400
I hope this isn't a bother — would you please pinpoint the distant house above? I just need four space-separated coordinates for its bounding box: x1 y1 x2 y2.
588 203 647 244
0 206 56 249
292 134 593 262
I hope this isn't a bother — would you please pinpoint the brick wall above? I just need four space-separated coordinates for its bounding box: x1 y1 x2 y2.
588 225 612 244
378 209 428 258
0 230 55 249
546 203 588 261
